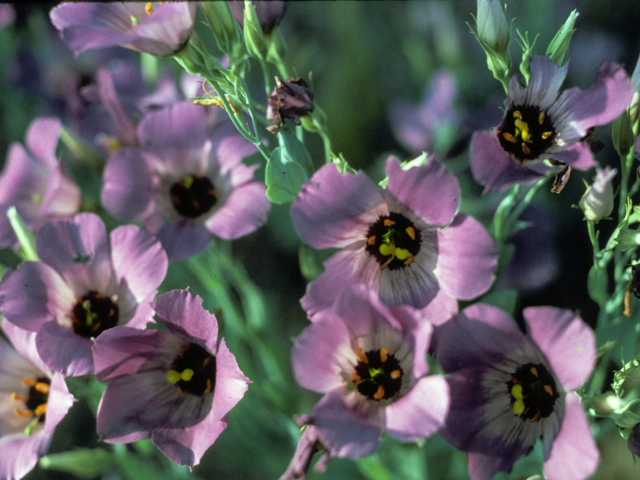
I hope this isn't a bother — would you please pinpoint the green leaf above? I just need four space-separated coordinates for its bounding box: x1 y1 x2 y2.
39 448 113 479
278 125 314 175
265 147 308 204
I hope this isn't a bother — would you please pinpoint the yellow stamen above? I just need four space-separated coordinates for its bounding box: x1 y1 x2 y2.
130 14 138 26
502 132 517 143
383 219 395 227
380 348 389 363
379 256 395 269
356 348 368 364
367 235 376 246
11 393 29 402
512 399 525 415
22 377 37 387
34 382 50 394
538 111 545 125
145 3 154 15
513 110 523 120
405 226 415 241
529 411 541 423
521 143 531 155
204 379 212 394
180 369 194 382
514 119 532 143
350 372 361 383
541 131 553 140
390 370 401 380
530 366 538 377
403 253 415 266
379 243 395 256
511 384 523 400
167 370 181 384
544 385 554 397
394 248 410 261
373 386 385 400
14 408 33 418
34 404 47 416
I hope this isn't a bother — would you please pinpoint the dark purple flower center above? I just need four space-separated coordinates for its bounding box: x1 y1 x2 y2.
365 213 421 270
71 291 119 338
167 342 216 396
497 105 556 162
170 175 218 219
350 347 403 401
12 376 50 431
507 362 559 423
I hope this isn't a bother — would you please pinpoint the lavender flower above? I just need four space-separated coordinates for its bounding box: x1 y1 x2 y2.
471 55 633 192
50 2 197 57
434 304 598 480
291 155 497 315
92 289 250 468
0 117 80 248
291 286 449 458
101 100 269 262
0 320 75 480
0 213 168 376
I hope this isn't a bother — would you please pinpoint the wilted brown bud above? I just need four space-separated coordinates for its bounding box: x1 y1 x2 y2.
267 77 314 134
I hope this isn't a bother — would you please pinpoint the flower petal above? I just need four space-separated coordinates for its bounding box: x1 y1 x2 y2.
25 117 61 167
385 155 459 227
385 375 449 442
510 56 568 111
523 306 595 391
433 214 497 300
547 141 597 170
291 163 386 249
0 430 51 480
145 218 213 263
36 321 94 376
205 181 269 239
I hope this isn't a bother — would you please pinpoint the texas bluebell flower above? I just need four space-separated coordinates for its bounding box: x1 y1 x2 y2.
0 320 75 480
291 155 497 315
434 304 598 480
92 289 250 468
471 55 633 192
0 117 80 248
101 100 269 262
0 213 168 376
50 2 197 57
291 286 449 458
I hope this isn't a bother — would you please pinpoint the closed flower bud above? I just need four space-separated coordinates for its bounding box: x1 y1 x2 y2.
476 0 510 55
201 2 243 55
612 108 634 158
616 227 640 251
579 166 617 223
546 10 578 66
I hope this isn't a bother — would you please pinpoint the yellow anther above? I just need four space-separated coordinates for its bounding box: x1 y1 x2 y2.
394 248 410 261
367 235 376 246
541 131 553 140
514 119 532 143
379 243 395 256
373 386 385 400
521 143 531 155
530 366 538 377
403 253 415 266
34 404 47 416
14 408 33 418
512 399 525 415
380 348 389 363
204 378 212 394
538 111 545 125
167 370 181 384
11 393 29 402
180 369 194 382
383 219 396 227
544 385 554 397
130 14 139 26
390 369 401 380
22 377 37 387
513 110 523 120
356 348 368 364
511 384 523 400
405 226 415 241
529 412 541 423
145 3 154 15
502 132 517 143
350 372 361 383
34 382 50 394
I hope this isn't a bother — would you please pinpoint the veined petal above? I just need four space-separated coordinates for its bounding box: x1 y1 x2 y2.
145 219 213 263
291 163 386 249
25 118 61 168
0 430 52 480
36 321 94 376
510 56 568 111
547 140 597 170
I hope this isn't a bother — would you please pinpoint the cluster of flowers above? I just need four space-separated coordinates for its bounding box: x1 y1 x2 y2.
0 1 637 480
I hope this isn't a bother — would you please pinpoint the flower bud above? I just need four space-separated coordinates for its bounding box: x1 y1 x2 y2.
612 108 634 158
629 423 640 457
546 10 578 66
579 166 617 223
200 2 242 55
267 77 314 134
616 227 640 251
230 1 288 35
476 0 510 55
243 0 269 60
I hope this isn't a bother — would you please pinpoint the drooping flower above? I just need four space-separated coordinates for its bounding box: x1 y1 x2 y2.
267 77 314 134
578 166 616 222
291 286 449 458
0 212 168 377
101 100 269 262
49 2 197 57
92 289 250 468
471 55 634 192
291 155 497 316
279 415 333 480
434 303 598 480
0 117 81 248
0 319 75 480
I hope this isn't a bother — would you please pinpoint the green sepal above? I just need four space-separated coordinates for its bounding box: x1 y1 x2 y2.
546 10 579 67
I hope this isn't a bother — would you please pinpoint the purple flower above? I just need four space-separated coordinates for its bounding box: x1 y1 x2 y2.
0 213 168 377
0 117 81 248
471 55 634 192
291 155 497 315
230 1 288 35
101 100 270 262
0 320 75 480
434 304 598 480
291 286 449 458
92 289 250 468
50 2 197 57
